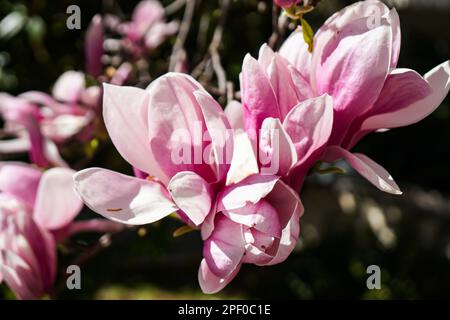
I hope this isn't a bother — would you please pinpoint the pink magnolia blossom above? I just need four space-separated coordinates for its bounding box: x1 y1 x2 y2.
198 174 303 293
239 44 333 189
0 71 99 167
0 163 80 299
74 73 233 227
0 162 122 299
123 0 178 52
0 197 56 300
277 0 450 193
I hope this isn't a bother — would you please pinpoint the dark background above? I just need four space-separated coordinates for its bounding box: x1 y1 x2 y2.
0 0 449 299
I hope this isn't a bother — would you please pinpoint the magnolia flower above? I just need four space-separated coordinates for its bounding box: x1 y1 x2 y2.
0 197 56 300
0 71 99 167
123 0 178 51
198 174 303 294
74 73 233 227
0 163 80 299
0 162 122 299
279 0 450 194
238 44 333 189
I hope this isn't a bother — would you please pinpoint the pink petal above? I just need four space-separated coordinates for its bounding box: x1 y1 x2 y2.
73 168 178 225
314 16 392 145
0 93 40 124
222 199 281 238
18 91 57 108
0 162 42 208
283 94 333 170
203 215 245 279
6 210 57 293
265 203 301 266
264 178 304 229
288 63 314 104
168 171 213 226
102 83 168 183
42 138 68 168
194 90 233 182
225 131 259 186
259 117 297 176
218 174 279 212
266 53 302 119
344 68 432 148
200 204 218 241
146 73 215 183
242 242 273 265
324 146 402 195
80 86 101 108
33 168 83 230
260 44 312 119
313 2 399 67
41 114 92 142
257 43 275 69
198 258 241 294
224 100 244 130
110 62 133 86
24 114 49 168
241 54 279 138
129 0 164 40
371 69 432 117
145 21 178 49
361 61 450 131
52 71 85 103
279 28 311 82
0 250 43 299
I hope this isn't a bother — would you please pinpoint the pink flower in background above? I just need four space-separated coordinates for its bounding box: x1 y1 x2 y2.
0 71 99 167
85 14 104 77
0 163 79 299
0 162 122 299
74 73 233 227
198 174 303 293
0 198 56 300
123 0 178 52
238 44 333 189
279 0 450 194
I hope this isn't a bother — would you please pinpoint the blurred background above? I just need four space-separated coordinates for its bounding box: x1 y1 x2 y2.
0 0 449 299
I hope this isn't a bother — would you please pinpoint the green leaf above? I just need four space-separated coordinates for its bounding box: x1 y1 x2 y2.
301 17 314 52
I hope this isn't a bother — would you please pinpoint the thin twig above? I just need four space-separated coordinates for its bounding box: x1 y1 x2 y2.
195 12 211 62
209 0 231 97
169 0 196 71
51 228 134 297
165 0 187 16
191 0 231 102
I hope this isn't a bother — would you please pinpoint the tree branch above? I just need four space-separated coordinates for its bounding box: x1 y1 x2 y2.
169 0 196 71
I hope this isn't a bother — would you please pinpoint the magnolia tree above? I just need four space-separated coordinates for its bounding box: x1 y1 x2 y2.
0 0 449 299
